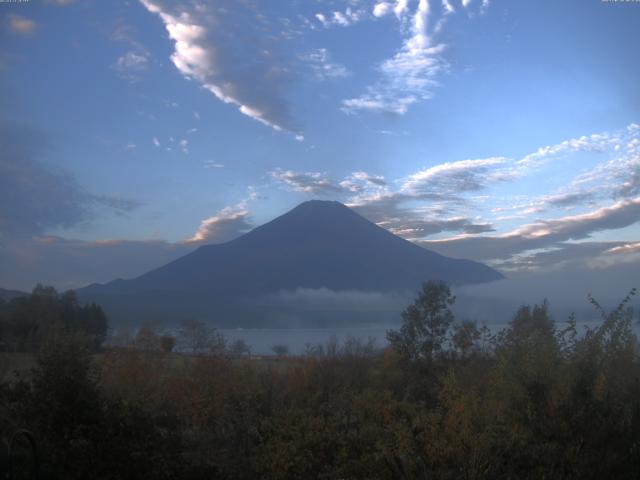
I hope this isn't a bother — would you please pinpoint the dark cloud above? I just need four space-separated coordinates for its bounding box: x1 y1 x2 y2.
0 122 142 242
0 123 90 240
93 195 144 214
349 192 488 239
383 217 494 238
546 191 596 208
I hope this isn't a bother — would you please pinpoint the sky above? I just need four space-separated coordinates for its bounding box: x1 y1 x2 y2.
1 0 640 293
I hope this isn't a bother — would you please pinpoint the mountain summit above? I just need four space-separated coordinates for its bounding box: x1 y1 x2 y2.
79 201 502 325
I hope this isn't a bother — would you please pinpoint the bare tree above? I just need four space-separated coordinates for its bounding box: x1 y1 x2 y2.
271 344 289 357
178 318 226 355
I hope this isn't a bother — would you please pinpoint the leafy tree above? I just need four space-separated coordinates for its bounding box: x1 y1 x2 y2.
134 321 160 351
450 319 482 358
0 285 108 352
160 334 176 353
386 280 456 363
27 332 103 479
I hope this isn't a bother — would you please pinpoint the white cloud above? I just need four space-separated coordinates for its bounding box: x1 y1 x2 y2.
140 0 297 135
422 197 640 264
153 137 161 147
271 169 343 194
373 2 392 18
115 51 149 71
343 0 490 115
607 242 640 255
112 51 150 81
7 15 36 36
187 203 252 244
342 0 449 114
301 48 349 80
315 7 366 28
401 157 507 196
45 0 77 5
203 161 224 169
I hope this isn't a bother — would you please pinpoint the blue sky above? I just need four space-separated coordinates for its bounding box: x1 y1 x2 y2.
1 0 640 291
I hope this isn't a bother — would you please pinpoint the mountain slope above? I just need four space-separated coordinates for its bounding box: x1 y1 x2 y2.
79 201 503 325
0 288 28 302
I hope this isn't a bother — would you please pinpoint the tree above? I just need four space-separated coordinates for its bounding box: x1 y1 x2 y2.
230 338 251 357
28 332 103 478
0 285 108 352
160 334 176 353
271 344 289 357
178 318 216 354
134 322 160 351
451 320 481 358
386 281 455 363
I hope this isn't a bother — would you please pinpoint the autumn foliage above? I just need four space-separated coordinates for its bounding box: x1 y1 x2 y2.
1 282 639 479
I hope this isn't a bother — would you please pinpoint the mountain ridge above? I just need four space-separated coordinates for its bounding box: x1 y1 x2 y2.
78 200 503 326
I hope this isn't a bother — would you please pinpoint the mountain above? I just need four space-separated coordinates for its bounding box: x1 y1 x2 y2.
0 288 28 302
78 201 503 326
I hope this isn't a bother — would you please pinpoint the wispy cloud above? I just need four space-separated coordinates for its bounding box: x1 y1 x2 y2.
271 169 344 194
401 157 508 196
301 48 349 80
314 7 367 28
343 0 483 115
112 51 150 81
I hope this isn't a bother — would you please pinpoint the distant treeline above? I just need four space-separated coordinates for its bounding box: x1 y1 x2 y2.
1 281 639 479
0 284 108 352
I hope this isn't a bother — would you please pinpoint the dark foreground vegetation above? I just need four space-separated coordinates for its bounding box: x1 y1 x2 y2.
1 282 640 479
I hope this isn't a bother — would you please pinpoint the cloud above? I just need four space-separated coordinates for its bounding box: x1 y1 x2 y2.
0 124 89 240
543 191 596 208
187 203 252 244
0 123 141 242
140 0 296 134
383 216 494 239
203 161 224 169
262 287 411 312
301 48 349 80
45 0 77 5
271 169 343 195
7 15 37 36
606 242 640 255
401 157 508 196
343 0 492 115
342 0 449 114
314 7 366 28
92 196 143 214
421 197 640 262
112 51 150 79
111 23 152 81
